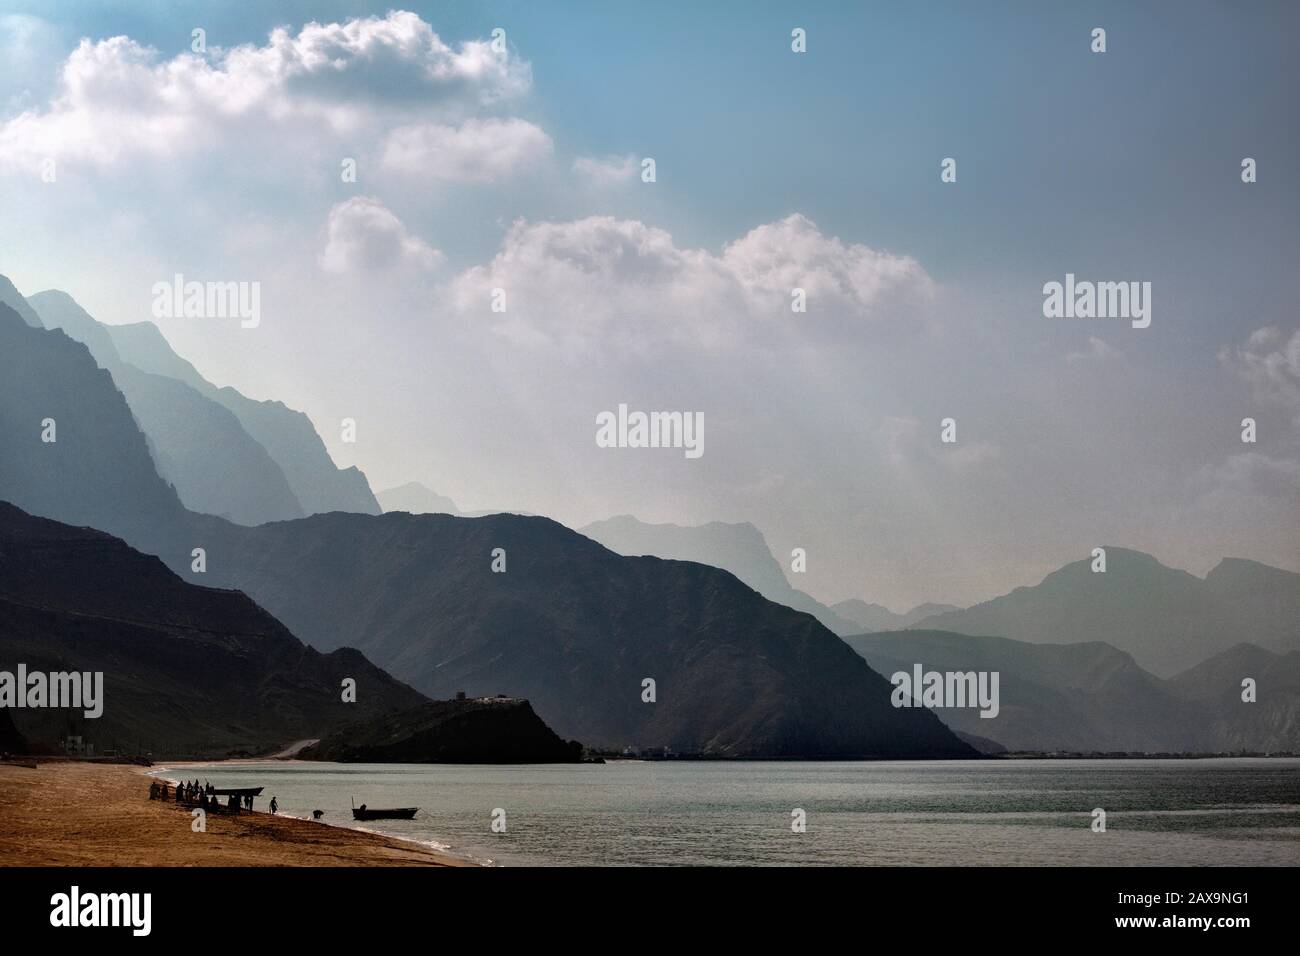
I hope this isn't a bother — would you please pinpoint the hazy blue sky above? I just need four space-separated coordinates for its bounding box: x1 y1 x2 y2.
1 1 1297 608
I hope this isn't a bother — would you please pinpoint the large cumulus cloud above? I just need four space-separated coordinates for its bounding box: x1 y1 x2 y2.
449 213 934 353
0 11 544 178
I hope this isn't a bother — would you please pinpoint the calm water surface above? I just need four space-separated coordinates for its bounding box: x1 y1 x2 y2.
156 758 1300 866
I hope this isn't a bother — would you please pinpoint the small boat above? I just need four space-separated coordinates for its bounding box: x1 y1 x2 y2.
351 800 418 821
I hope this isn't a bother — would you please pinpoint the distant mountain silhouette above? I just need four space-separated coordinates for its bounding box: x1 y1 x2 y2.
1168 643 1299 752
0 502 426 756
186 510 974 757
832 598 963 632
1203 559 1300 654
113 365 307 525
300 698 583 763
0 275 43 328
107 315 381 515
377 481 462 515
0 304 969 759
0 301 187 547
25 289 121 367
195 384 381 517
847 629 1299 753
28 289 305 525
848 630 1198 752
98 320 208 388
580 515 862 635
916 548 1300 677
16 279 382 518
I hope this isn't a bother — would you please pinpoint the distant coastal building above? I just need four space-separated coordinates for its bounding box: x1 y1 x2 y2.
450 690 521 705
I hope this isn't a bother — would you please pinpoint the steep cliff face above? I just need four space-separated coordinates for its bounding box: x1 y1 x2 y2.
0 302 187 548
103 318 381 516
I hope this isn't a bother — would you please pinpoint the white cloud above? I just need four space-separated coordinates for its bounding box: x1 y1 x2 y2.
449 213 934 353
720 214 933 308
381 117 551 182
1219 326 1300 414
571 154 637 187
319 196 442 274
0 11 533 169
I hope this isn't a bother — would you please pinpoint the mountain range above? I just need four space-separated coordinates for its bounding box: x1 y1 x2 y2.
917 548 1300 677
831 599 963 632
0 501 425 756
579 515 967 637
6 277 379 524
580 515 866 635
3 269 1297 756
846 630 1298 753
186 509 972 756
0 298 972 758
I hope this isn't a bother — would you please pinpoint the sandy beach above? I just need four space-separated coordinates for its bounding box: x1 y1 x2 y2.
0 761 466 866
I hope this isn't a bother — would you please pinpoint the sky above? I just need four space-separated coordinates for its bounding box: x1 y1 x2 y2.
0 1 1297 609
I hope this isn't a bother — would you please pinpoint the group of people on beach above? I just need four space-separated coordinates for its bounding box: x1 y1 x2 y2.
148 778 258 814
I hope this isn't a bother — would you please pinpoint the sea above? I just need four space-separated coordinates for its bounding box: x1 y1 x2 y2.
154 757 1300 867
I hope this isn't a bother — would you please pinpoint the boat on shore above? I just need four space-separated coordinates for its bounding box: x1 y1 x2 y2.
352 801 418 821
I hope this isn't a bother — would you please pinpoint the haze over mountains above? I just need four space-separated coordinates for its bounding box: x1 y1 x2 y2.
919 548 1300 677
32 289 305 526
0 300 187 548
0 275 42 328
103 313 380 519
847 630 1299 754
580 515 866 636
2 272 1297 756
831 599 963 633
187 509 972 756
1166 643 1300 752
6 277 379 524
580 515 968 637
0 296 972 758
377 482 462 516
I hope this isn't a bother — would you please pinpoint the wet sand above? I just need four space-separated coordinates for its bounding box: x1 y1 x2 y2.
0 761 467 866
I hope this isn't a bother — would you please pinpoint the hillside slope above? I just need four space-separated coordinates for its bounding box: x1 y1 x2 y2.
0 502 427 756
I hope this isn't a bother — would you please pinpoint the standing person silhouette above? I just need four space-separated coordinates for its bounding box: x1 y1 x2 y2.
270 796 278 815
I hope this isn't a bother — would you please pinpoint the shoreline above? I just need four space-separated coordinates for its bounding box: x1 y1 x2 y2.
0 761 470 867
149 761 488 866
